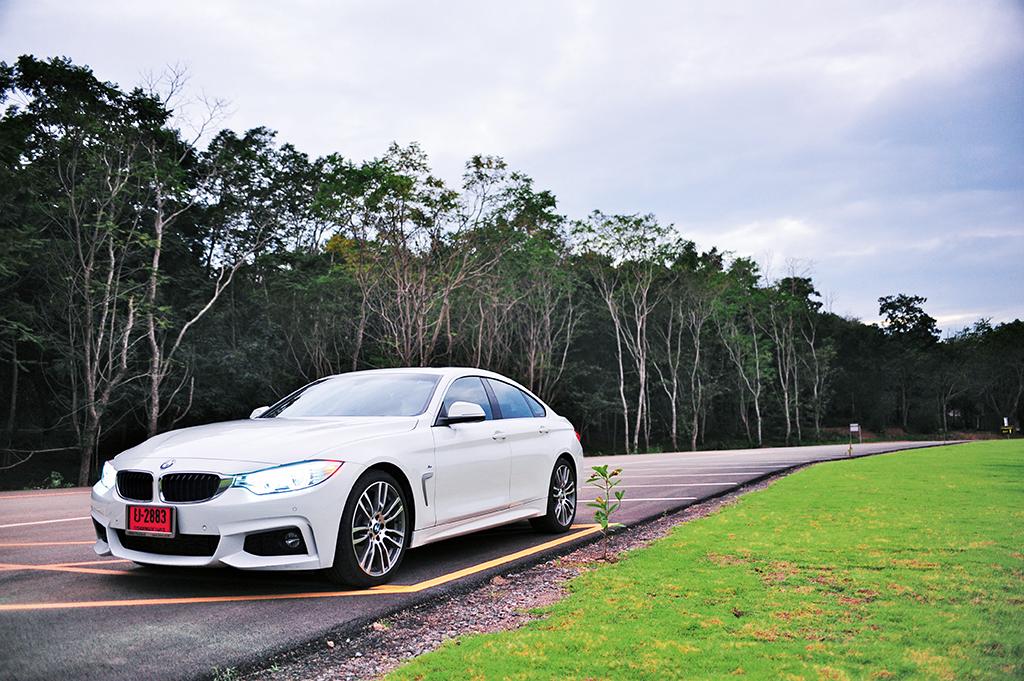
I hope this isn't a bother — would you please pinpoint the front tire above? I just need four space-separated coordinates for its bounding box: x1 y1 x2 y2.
530 458 577 533
326 470 409 587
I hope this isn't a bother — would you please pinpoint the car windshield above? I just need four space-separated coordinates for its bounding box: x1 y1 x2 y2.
263 373 441 418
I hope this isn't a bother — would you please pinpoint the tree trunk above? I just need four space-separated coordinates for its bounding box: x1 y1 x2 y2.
78 439 94 487
690 333 701 452
753 391 763 447
737 386 751 444
613 320 630 455
792 331 802 443
751 316 764 447
77 403 100 486
351 296 367 371
144 198 166 438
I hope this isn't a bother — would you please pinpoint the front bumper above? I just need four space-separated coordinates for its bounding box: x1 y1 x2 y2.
90 462 364 571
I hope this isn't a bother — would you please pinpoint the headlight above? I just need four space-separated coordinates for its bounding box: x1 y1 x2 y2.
232 460 343 495
94 461 116 493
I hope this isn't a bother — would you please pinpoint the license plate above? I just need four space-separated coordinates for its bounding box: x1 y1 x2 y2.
126 505 175 537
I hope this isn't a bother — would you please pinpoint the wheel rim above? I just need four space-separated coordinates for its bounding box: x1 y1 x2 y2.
552 463 576 526
351 480 406 577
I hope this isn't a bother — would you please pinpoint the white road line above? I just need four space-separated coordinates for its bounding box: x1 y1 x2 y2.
0 516 91 529
578 497 698 503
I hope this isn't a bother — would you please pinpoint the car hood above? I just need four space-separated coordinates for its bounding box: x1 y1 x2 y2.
114 417 418 473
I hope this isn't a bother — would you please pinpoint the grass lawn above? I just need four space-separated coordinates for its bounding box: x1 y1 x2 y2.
387 441 1024 680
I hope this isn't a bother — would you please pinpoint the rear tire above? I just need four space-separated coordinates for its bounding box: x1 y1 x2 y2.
530 458 577 533
326 470 409 587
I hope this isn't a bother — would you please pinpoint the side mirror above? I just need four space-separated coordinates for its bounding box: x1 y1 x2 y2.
442 401 487 425
250 406 270 419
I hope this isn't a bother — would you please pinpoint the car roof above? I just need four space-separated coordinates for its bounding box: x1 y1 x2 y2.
327 367 507 379
323 367 546 404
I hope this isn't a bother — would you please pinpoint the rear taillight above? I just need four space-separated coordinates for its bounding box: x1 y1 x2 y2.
574 430 581 442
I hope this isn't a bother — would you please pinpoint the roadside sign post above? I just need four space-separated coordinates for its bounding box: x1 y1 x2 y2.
848 423 861 456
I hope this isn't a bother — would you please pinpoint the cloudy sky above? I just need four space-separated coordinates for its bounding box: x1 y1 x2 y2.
3 1 1022 330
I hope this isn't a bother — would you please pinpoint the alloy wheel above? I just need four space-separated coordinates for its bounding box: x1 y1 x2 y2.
351 480 406 576
552 462 576 526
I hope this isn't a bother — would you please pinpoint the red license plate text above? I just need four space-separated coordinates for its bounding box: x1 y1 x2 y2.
126 505 174 536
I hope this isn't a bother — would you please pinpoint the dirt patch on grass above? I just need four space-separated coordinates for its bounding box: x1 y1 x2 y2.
237 474 790 681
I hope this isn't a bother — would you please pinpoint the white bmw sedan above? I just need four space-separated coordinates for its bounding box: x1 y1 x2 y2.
90 368 582 586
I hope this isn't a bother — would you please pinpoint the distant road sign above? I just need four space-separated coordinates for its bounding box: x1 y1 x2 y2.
850 423 860 433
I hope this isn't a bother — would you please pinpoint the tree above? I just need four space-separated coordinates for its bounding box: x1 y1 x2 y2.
457 160 578 396
0 91 44 449
715 259 771 446
771 274 829 443
576 212 673 454
930 334 970 434
969 320 1024 429
801 311 835 440
653 245 724 451
356 145 496 366
878 293 939 430
879 294 939 343
138 124 287 437
1 57 155 484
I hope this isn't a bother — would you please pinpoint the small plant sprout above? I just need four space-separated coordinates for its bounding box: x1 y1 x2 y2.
586 464 624 560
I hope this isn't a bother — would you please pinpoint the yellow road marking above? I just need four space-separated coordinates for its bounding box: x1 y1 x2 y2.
54 559 133 567
0 562 128 576
0 524 603 612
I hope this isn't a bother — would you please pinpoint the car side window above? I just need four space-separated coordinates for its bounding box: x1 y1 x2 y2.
441 377 493 420
486 379 534 419
521 390 546 417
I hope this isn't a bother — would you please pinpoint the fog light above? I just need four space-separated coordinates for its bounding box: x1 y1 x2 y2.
243 527 308 556
283 531 302 550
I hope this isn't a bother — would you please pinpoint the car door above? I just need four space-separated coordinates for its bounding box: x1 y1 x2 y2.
431 376 512 525
485 378 551 506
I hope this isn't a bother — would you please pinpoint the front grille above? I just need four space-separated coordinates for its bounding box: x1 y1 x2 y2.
161 473 223 502
116 530 219 557
116 471 153 501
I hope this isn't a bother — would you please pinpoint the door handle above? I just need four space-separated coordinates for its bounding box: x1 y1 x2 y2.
492 431 507 441
538 426 551 435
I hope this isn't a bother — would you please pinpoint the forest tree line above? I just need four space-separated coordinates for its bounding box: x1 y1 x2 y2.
2 56 1022 487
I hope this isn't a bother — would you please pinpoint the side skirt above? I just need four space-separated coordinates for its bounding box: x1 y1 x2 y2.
409 500 547 548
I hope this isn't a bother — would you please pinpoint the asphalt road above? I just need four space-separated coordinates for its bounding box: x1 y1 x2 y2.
0 441 954 680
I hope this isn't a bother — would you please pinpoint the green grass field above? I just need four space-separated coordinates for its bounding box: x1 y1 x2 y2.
387 441 1024 680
